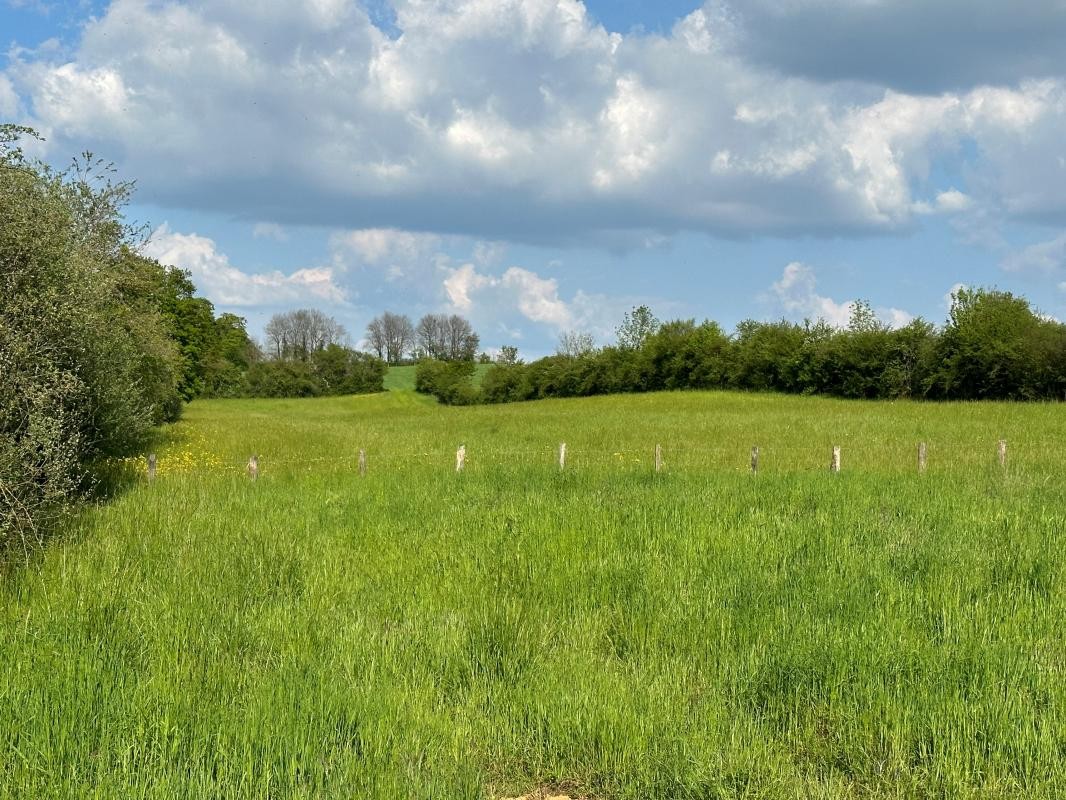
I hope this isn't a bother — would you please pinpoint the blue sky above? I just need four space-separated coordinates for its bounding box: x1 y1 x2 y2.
3 0 1066 356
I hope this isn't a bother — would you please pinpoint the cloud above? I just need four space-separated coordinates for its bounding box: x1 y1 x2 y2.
1003 232 1066 273
331 227 440 267
252 222 289 242
143 224 347 307
4 0 1066 244
769 262 912 328
444 263 573 328
770 262 854 327
724 0 1066 93
913 188 974 215
0 75 19 117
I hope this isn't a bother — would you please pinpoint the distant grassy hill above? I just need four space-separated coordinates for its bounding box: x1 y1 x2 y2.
384 362 492 392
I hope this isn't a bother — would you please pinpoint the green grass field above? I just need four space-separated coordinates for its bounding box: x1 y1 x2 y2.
1 389 1064 798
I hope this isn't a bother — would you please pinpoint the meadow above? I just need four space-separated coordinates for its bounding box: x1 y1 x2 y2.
0 387 1063 798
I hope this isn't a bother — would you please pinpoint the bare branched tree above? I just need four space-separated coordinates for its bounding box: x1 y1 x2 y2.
265 309 347 361
415 313 479 361
557 330 597 358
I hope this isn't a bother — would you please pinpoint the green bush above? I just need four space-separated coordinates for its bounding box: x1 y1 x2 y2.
244 361 321 398
0 127 185 551
311 345 386 395
415 359 480 404
243 348 386 399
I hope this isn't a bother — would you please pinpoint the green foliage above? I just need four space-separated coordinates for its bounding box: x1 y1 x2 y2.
642 319 730 390
0 125 187 549
243 347 386 398
311 345 387 395
481 362 528 403
454 293 1066 407
244 361 321 398
0 125 260 550
415 359 480 405
930 287 1060 399
615 303 660 350
496 345 521 365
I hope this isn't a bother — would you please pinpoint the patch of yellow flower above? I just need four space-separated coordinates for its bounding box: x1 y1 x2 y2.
114 431 233 477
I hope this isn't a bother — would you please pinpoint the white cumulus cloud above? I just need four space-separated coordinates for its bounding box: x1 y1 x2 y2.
443 263 573 328
769 262 912 328
143 224 347 307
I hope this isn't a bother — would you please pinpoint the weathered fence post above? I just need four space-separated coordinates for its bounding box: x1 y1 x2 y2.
558 442 567 471
998 439 1007 470
456 445 466 473
751 446 759 474
147 453 157 482
918 442 927 474
247 455 259 481
358 448 367 477
655 444 663 473
830 446 841 474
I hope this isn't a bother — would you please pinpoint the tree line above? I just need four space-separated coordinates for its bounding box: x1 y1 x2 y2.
417 292 1066 405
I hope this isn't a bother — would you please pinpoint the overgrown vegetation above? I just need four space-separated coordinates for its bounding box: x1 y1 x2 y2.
244 345 386 398
0 128 380 551
0 126 191 550
1 390 1062 797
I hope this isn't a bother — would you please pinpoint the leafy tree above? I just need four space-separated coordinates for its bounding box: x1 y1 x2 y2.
244 361 320 398
931 288 1049 399
727 320 808 392
642 320 729 390
481 363 528 403
847 299 885 333
616 305 660 350
496 345 521 365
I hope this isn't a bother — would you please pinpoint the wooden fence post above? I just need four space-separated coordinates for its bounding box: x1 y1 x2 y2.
751 446 759 474
147 453 157 482
247 455 259 481
918 442 927 474
655 444 663 473
830 446 841 474
558 442 567 471
998 439 1007 470
456 445 466 473
358 449 367 477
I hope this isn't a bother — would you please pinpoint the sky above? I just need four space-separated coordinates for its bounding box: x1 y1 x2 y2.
3 0 1066 357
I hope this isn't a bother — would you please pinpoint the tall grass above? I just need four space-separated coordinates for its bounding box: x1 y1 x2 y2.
0 390 1063 798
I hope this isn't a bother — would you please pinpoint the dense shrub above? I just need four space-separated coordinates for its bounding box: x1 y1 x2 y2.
0 126 270 552
481 363 527 403
243 347 386 398
310 345 387 395
244 361 321 398
1 128 185 549
415 359 480 405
